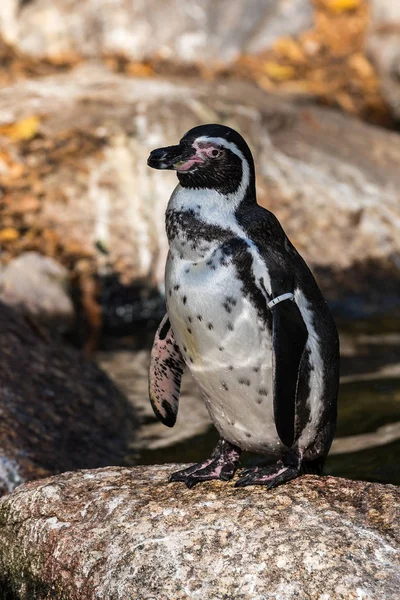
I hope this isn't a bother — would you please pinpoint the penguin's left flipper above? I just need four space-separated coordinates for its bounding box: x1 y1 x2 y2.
271 296 308 448
148 313 185 428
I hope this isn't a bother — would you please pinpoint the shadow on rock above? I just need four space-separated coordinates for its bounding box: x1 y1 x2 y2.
0 301 137 496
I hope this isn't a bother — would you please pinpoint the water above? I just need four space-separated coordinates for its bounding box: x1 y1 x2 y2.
326 441 400 485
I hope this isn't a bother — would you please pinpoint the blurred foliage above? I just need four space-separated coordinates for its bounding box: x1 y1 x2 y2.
105 0 390 125
232 0 390 124
0 0 392 126
0 129 101 270
0 128 103 345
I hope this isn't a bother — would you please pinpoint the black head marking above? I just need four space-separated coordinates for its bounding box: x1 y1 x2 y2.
177 124 253 195
149 123 256 201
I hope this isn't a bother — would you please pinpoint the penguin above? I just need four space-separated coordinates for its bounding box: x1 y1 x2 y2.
147 124 339 489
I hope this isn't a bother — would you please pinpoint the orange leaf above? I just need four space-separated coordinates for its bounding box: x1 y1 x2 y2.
0 116 41 141
8 196 41 214
0 228 20 242
273 37 305 64
324 0 362 13
125 62 154 77
262 62 296 81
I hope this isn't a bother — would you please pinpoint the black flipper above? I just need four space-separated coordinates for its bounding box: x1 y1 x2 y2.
272 298 308 448
148 314 185 427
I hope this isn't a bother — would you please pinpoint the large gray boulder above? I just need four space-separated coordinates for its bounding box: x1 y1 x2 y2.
0 300 136 496
0 466 399 599
0 0 312 65
0 65 399 312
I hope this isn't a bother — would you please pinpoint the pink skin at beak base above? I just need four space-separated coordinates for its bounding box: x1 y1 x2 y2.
174 140 218 172
174 157 204 172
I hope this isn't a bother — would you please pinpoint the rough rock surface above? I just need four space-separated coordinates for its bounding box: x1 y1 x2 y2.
0 0 312 65
0 466 399 599
0 251 74 332
0 65 399 310
0 301 136 496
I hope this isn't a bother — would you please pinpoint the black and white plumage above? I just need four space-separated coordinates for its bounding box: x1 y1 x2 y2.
148 124 339 489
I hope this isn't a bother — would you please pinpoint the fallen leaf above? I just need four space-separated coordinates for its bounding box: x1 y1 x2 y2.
262 62 296 81
273 37 306 64
324 0 362 13
0 115 41 141
0 228 20 242
6 196 41 214
63 240 94 258
125 62 154 77
348 53 375 78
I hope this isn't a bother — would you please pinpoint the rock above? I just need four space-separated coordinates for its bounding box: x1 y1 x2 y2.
0 0 312 65
367 1 400 120
0 466 399 599
0 300 136 496
0 251 74 332
0 65 399 313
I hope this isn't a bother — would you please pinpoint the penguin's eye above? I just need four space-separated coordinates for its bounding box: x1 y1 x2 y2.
209 148 222 158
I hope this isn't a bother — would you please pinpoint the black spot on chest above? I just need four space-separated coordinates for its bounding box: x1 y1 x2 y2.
166 209 230 246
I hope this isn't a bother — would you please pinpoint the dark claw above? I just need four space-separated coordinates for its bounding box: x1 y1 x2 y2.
234 475 251 488
185 477 198 489
240 468 253 477
219 467 235 481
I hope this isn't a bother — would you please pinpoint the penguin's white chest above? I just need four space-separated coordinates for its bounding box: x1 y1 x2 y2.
166 248 282 454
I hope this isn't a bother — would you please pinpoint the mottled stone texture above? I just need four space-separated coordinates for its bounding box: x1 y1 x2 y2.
0 0 312 64
0 301 136 496
0 465 399 599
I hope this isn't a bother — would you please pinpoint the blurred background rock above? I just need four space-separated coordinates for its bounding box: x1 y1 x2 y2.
0 0 399 492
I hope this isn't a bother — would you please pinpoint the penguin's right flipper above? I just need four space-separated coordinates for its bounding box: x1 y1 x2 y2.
149 314 185 427
272 298 308 448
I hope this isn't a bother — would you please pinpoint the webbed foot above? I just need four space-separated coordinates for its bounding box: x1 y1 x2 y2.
235 452 301 489
169 438 241 488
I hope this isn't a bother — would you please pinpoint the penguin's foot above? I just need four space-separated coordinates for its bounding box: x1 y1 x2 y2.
169 438 241 489
235 460 300 489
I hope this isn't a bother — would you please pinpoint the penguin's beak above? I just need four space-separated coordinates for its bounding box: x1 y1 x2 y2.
147 144 204 172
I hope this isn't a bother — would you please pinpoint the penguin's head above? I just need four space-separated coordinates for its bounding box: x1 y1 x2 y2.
147 124 255 195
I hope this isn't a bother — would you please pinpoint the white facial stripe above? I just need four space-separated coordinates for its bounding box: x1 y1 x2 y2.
194 136 247 162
